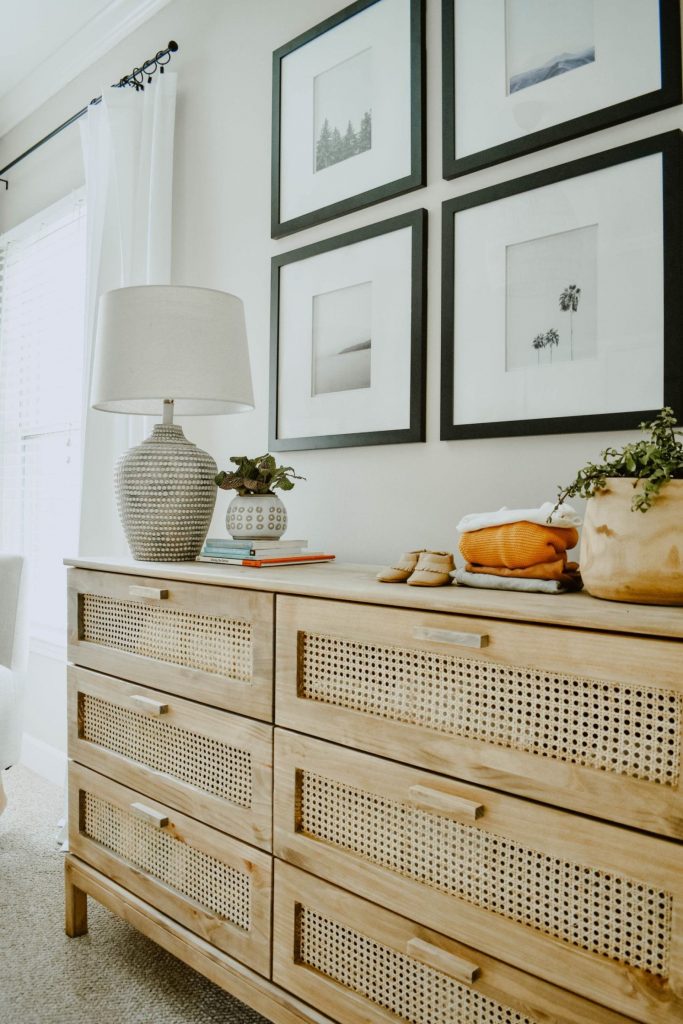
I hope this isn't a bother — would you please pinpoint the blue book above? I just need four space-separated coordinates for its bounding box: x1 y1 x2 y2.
203 537 306 551
202 548 257 557
201 541 307 558
203 538 256 550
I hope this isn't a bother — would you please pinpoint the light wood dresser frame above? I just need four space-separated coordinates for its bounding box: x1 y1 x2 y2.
64 557 683 1024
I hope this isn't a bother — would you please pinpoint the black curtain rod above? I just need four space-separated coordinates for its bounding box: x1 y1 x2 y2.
0 41 179 188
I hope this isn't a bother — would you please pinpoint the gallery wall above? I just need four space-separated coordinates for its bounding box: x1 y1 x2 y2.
1 0 681 762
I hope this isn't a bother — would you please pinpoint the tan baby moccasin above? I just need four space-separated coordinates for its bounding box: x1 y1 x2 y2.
407 550 455 587
376 550 425 583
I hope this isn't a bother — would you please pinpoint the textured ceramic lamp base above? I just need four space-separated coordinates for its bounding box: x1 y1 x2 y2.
116 424 217 561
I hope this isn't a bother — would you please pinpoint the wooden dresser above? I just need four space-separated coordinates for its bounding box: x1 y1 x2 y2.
63 557 683 1024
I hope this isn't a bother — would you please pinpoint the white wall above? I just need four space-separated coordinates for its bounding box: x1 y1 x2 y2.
19 648 68 784
1 0 681 761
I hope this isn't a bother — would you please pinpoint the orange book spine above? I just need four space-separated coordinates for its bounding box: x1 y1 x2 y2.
241 554 335 567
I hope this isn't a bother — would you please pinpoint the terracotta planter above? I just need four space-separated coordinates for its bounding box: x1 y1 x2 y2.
580 478 683 605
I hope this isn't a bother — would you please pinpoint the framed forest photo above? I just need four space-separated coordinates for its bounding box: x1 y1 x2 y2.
270 210 427 450
442 0 682 179
272 0 425 237
441 132 682 440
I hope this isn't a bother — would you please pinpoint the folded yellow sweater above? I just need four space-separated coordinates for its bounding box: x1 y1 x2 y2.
459 521 579 570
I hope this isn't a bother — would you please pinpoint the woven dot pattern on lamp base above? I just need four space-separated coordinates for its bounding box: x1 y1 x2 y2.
116 424 217 561
226 494 287 540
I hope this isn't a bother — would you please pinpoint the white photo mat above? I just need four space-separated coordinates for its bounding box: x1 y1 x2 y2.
442 0 681 181
277 227 414 440
453 0 661 162
273 0 423 236
447 152 665 429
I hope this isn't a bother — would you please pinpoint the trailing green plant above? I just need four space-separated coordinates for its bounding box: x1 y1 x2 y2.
555 407 683 513
215 454 304 496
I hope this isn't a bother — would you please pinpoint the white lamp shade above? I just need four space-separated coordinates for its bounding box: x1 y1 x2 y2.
91 285 254 415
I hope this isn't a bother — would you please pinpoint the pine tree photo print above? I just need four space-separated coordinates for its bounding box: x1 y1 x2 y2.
314 49 372 172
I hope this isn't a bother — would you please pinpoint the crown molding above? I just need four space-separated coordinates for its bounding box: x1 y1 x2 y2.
0 0 172 140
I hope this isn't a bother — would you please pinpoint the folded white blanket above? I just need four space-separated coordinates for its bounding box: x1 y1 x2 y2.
451 568 571 594
456 501 581 534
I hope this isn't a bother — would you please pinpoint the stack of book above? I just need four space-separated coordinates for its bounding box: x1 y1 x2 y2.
197 537 335 567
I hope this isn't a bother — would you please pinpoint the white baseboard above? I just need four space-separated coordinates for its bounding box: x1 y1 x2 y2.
19 733 67 787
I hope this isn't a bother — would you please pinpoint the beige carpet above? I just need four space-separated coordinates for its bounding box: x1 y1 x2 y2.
0 765 268 1024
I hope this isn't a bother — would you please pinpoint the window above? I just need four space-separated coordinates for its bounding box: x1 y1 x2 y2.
0 192 86 647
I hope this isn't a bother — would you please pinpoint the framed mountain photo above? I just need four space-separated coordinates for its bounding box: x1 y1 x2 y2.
442 0 682 179
441 132 682 439
272 0 425 237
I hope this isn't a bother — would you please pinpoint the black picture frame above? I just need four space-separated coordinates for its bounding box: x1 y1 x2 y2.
441 132 682 440
270 209 427 451
272 0 425 238
442 0 682 180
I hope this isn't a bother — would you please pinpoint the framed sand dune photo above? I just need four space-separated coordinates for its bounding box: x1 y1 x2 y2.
272 0 425 237
441 132 682 439
270 210 427 450
442 0 682 179
311 282 372 395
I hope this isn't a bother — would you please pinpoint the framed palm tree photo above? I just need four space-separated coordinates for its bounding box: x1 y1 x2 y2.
441 132 682 440
442 0 682 179
272 0 425 238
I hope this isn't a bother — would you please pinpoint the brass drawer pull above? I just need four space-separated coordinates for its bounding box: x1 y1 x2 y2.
406 938 481 984
129 694 169 715
408 785 485 821
412 625 488 649
128 585 169 600
130 802 169 829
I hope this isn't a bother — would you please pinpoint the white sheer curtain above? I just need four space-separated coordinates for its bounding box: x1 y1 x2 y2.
78 73 177 555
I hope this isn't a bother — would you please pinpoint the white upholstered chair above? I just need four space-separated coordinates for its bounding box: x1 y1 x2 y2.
0 554 28 813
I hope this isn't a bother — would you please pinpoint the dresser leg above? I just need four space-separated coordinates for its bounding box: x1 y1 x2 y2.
64 861 88 937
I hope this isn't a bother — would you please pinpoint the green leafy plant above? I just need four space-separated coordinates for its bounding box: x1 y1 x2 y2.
555 407 683 513
215 454 304 496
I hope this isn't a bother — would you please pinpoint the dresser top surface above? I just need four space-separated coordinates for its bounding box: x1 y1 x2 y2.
64 556 683 639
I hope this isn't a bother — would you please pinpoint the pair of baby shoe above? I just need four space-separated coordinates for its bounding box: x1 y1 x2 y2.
376 549 455 587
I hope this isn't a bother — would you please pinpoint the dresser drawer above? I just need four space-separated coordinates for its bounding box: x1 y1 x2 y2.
68 568 274 720
275 595 683 837
275 730 683 1023
68 666 272 849
69 764 271 974
273 862 633 1024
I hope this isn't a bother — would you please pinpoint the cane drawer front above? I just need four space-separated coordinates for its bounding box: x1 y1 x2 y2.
69 764 271 974
68 666 273 850
274 861 635 1024
67 568 274 721
275 595 683 838
275 730 683 1023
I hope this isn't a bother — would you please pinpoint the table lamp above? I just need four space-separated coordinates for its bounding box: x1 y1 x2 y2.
91 285 254 561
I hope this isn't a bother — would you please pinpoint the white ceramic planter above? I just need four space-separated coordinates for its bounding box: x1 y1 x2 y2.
226 494 287 540
580 478 683 605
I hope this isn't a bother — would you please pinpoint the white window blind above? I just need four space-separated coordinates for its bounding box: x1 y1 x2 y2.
0 192 86 647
